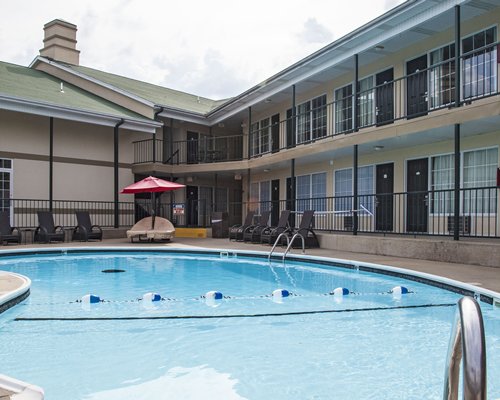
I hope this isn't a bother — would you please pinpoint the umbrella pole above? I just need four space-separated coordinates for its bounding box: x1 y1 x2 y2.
151 192 156 229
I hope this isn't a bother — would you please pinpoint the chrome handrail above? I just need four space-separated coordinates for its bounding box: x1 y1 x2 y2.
283 233 305 260
443 296 487 400
268 232 290 260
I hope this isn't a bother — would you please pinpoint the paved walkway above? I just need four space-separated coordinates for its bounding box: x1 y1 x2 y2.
1 237 499 296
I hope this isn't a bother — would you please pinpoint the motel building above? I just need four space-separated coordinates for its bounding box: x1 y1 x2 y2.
1 0 500 260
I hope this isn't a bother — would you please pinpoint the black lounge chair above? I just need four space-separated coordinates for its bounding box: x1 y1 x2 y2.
34 211 65 243
243 210 271 243
286 210 319 248
0 211 21 245
260 210 290 245
229 211 255 241
72 211 103 241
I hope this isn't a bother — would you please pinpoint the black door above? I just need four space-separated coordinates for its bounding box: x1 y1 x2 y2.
406 55 428 119
406 158 428 232
186 185 198 226
187 131 198 164
376 68 394 126
271 114 280 153
376 163 394 231
271 179 280 226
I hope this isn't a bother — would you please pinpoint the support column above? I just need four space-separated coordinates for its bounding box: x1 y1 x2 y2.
49 117 54 211
353 54 359 132
248 107 252 160
454 124 461 241
290 158 296 226
292 85 296 147
114 119 124 228
353 145 358 235
455 5 461 108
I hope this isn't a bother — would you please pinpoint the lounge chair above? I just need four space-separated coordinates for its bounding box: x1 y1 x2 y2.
228 211 255 241
34 211 65 243
72 211 103 241
243 210 271 243
0 211 22 245
260 210 290 245
126 216 175 243
286 210 319 248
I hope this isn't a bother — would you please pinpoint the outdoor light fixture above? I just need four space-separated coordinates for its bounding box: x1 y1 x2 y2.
374 145 384 151
263 169 270 172
265 98 272 103
234 173 242 180
375 45 385 50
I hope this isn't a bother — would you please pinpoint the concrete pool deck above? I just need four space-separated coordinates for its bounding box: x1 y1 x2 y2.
0 236 499 296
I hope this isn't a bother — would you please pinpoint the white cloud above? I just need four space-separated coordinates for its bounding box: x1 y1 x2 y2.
0 0 406 99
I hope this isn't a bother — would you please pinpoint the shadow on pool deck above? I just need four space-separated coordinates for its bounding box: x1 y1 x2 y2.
1 236 500 294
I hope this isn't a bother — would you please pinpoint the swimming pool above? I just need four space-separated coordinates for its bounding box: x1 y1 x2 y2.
0 248 499 399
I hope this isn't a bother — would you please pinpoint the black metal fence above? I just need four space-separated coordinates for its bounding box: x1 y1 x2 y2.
2 186 498 239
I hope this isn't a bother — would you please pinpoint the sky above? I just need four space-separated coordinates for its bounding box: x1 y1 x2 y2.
0 0 405 100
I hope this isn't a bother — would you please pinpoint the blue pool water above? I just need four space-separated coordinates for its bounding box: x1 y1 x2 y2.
0 250 499 399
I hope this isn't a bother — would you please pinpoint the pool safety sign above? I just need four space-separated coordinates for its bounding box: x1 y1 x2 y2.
173 204 185 215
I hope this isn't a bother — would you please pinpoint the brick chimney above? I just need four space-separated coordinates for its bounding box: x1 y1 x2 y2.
39 19 80 65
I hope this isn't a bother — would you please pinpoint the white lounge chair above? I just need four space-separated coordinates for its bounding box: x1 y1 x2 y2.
126 217 175 242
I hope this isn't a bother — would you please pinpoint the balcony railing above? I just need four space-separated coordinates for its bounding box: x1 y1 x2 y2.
133 134 243 165
250 42 500 158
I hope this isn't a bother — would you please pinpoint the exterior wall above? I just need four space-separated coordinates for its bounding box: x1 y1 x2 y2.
0 109 149 202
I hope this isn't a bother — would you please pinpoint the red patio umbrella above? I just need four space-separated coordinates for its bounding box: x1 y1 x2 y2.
121 176 185 228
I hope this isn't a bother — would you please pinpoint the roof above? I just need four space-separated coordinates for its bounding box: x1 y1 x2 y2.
0 61 154 123
67 64 230 115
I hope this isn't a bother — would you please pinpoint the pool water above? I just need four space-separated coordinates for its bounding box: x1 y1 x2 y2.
0 251 499 399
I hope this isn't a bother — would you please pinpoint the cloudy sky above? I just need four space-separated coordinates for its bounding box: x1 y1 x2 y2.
1 0 405 99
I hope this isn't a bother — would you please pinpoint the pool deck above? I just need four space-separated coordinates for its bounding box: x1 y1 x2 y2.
1 236 500 299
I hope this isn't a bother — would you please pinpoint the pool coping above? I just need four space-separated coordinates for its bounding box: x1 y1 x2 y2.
0 245 499 307
0 271 31 314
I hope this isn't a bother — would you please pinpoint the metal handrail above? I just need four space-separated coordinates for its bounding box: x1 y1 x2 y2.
268 232 290 260
283 232 306 260
443 296 487 400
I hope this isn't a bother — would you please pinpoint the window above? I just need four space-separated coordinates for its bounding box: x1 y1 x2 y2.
429 44 456 108
250 117 270 156
462 27 497 99
431 154 454 214
312 95 327 139
296 173 326 212
463 147 498 213
335 84 353 133
214 188 228 212
357 76 375 128
295 95 327 144
250 181 271 214
334 166 374 213
0 159 12 213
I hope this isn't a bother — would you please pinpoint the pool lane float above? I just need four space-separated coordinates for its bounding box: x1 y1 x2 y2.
81 294 101 304
330 287 350 296
205 291 223 300
143 292 162 302
272 289 290 298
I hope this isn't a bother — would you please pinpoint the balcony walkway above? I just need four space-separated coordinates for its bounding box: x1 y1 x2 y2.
1 235 499 295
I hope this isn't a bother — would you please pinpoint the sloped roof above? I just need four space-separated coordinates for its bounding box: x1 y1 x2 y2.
0 61 153 122
68 64 230 115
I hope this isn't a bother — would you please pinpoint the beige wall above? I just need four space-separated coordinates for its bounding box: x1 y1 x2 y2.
0 109 149 201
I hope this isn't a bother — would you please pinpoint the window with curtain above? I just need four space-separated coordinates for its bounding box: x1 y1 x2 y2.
334 168 353 212
429 44 456 108
463 147 498 213
462 27 497 99
250 118 270 156
358 165 374 214
312 95 327 139
335 84 353 134
431 154 454 214
250 181 271 214
295 173 326 212
214 188 228 212
357 76 375 128
295 95 327 144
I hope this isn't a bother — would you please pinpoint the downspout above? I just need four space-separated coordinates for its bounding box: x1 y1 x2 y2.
114 119 125 228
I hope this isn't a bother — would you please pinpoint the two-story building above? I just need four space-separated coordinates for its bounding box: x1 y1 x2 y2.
1 0 499 247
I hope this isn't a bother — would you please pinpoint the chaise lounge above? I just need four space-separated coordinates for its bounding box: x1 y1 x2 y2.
72 211 103 241
0 211 22 245
34 211 65 243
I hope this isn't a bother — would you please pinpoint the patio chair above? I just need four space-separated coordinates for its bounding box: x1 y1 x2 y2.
286 210 319 248
72 211 103 241
34 211 65 243
228 211 255 241
126 216 175 243
243 210 271 243
0 211 22 245
260 210 290 245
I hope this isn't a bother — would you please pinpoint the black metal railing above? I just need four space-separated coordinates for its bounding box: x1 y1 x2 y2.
2 187 497 238
250 42 500 157
133 135 243 165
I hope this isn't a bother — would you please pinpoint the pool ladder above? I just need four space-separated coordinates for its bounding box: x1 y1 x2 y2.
443 296 486 400
268 232 305 261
